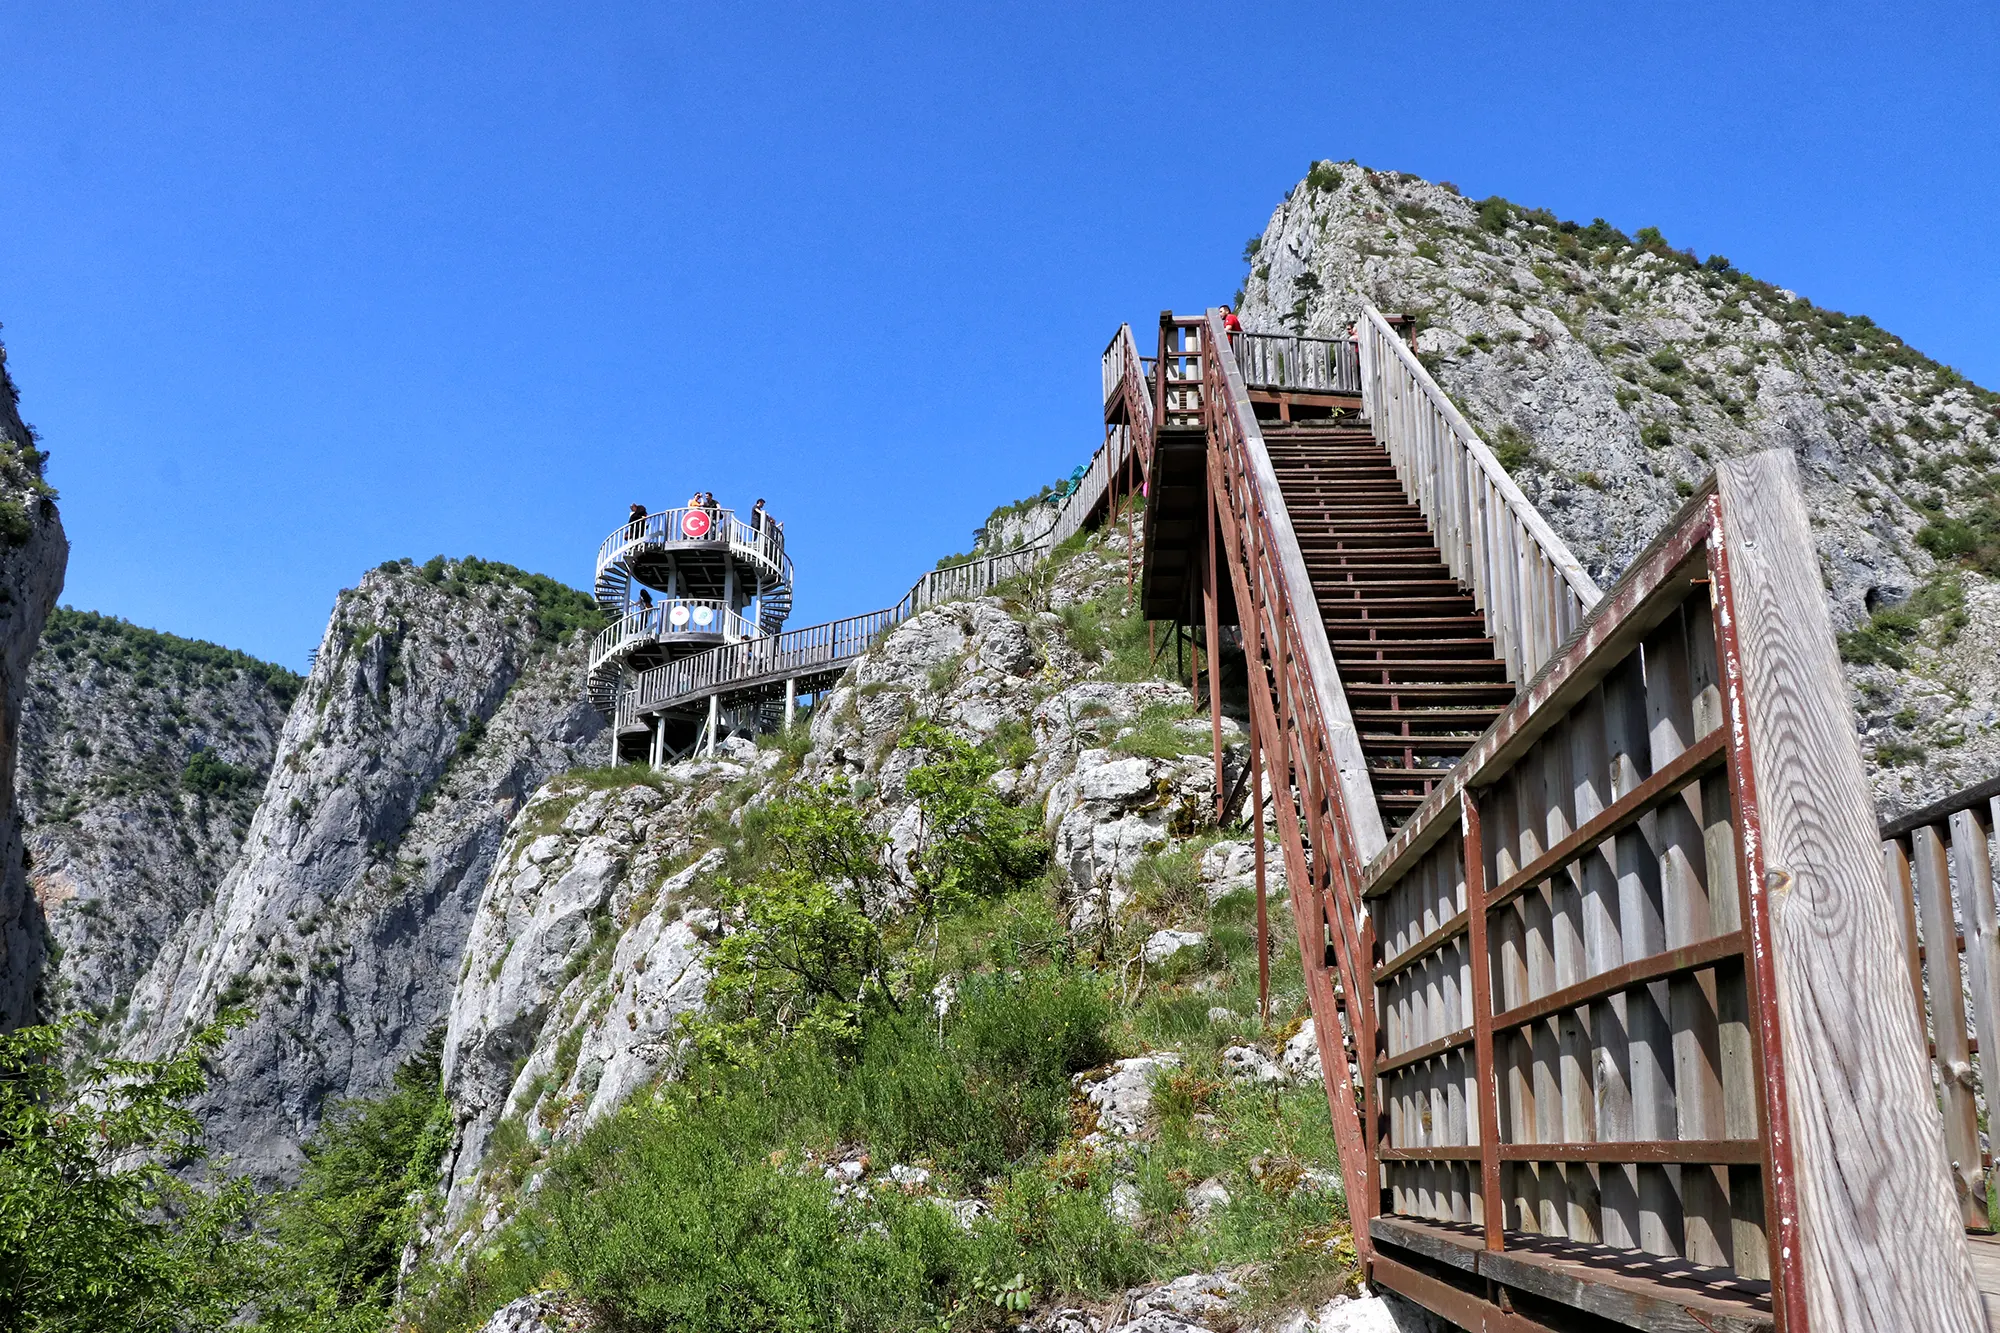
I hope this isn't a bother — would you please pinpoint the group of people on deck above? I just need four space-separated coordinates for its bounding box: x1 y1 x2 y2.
623 495 784 637
624 496 780 549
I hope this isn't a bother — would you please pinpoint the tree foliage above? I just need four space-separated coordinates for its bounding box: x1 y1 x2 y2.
694 726 1048 1060
256 1029 453 1333
0 1019 259 1333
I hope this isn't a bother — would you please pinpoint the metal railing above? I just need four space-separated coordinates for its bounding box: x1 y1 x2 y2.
1356 306 1600 683
1232 331 1360 394
594 505 794 593
587 600 759 676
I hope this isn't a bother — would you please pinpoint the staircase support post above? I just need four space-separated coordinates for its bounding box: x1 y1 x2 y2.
784 677 797 732
649 714 664 771
1204 492 1224 824
704 694 719 757
1252 713 1268 1023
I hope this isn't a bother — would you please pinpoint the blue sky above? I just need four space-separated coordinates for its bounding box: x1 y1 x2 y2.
1 2 1993 670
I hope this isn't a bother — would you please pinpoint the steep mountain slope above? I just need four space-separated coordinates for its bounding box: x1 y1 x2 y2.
1238 163 2000 814
22 609 299 1026
0 336 67 1028
401 519 1405 1333
115 558 607 1180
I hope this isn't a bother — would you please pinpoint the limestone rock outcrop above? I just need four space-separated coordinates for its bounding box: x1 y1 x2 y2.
21 611 297 1023
1239 163 2000 814
113 561 605 1179
0 338 66 1028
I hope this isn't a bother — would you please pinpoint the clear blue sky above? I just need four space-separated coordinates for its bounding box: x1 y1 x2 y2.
1 2 1993 670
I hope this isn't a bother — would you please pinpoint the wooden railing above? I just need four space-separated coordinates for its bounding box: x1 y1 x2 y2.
1201 308 1386 1223
1103 322 1156 453
1356 306 1600 683
1882 777 2000 1233
1352 454 1978 1331
1232 331 1360 394
1184 299 1977 1328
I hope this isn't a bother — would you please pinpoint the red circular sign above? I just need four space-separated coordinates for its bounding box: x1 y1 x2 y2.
680 509 712 538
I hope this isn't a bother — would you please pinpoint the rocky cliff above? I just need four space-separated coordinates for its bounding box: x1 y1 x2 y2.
113 558 606 1179
22 610 299 1026
0 336 67 1028
418 517 1421 1333
1238 163 2000 815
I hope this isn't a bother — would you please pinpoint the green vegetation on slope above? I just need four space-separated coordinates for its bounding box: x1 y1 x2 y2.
42 606 305 706
405 724 1348 1330
379 555 609 645
0 1020 259 1333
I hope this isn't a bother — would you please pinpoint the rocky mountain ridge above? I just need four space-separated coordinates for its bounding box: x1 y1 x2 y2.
0 335 66 1029
1238 162 2000 813
5 165 1992 1332
23 608 299 1028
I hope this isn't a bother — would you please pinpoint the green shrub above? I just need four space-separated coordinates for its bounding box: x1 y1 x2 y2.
407 962 1122 1333
1476 196 1511 233
1648 347 1685 375
182 747 254 796
1875 740 1926 767
1304 162 1342 193
257 1031 452 1332
1488 424 1533 473
1111 705 1209 761
0 1020 260 1333
1917 499 2000 575
1130 845 1205 919
41 607 304 705
1640 422 1673 451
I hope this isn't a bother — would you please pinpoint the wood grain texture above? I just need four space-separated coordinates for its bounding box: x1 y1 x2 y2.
1952 806 2000 1229
1715 450 1982 1331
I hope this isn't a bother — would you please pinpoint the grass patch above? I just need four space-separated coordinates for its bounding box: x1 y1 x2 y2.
1838 574 1968 668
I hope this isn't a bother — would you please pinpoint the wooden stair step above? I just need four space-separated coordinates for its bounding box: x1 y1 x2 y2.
1345 682 1518 704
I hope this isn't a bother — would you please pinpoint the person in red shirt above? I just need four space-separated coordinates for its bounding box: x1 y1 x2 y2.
1220 305 1244 334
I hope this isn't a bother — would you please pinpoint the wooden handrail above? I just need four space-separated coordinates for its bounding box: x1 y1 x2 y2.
1356 306 1600 682
1203 309 1387 864
1231 331 1360 394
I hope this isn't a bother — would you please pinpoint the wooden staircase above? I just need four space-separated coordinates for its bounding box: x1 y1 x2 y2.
1260 421 1512 825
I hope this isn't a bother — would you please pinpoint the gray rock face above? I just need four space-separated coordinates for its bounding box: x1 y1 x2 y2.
0 338 66 1028
114 562 605 1180
1075 1052 1182 1139
22 611 297 1023
437 769 746 1232
1239 163 2000 815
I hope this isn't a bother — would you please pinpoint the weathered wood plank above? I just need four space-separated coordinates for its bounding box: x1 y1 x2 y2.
1689 595 1768 1280
1647 608 1733 1268
1952 806 2000 1230
1714 450 1982 1331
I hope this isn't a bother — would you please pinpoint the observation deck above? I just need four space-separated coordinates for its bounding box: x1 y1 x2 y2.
586 504 794 722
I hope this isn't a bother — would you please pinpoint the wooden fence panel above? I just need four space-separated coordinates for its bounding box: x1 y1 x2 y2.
1352 451 1980 1331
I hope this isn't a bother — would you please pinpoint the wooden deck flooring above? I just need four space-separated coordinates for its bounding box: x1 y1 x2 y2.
1965 1233 2000 1325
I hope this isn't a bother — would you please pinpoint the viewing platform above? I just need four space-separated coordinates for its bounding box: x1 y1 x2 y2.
586 502 795 746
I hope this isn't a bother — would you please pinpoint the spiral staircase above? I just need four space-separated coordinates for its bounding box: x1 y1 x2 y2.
585 504 794 752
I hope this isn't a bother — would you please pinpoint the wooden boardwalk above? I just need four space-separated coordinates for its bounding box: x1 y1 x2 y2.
1123 308 1988 1331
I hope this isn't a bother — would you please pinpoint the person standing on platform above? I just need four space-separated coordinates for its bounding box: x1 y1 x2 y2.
629 502 648 534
